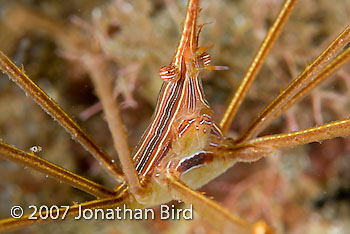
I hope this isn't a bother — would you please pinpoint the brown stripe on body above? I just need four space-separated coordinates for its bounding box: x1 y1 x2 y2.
176 151 214 173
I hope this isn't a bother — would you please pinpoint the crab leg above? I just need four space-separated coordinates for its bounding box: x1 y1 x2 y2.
162 173 269 234
249 118 350 150
0 188 131 232
82 54 142 196
269 47 350 125
0 141 117 198
220 0 297 133
219 118 350 163
236 25 350 143
0 50 124 181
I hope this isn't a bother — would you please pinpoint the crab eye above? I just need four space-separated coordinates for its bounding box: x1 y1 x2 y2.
159 66 176 81
200 52 211 66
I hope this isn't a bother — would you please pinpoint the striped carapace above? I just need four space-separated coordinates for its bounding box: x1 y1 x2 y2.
132 0 221 178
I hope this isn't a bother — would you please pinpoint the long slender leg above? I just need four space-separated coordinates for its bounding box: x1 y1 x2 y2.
220 0 297 133
0 141 116 198
162 173 270 234
236 25 350 143
2 5 140 190
2 5 139 189
82 55 142 196
221 118 350 163
0 50 124 181
0 188 131 233
271 47 350 122
249 118 350 150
